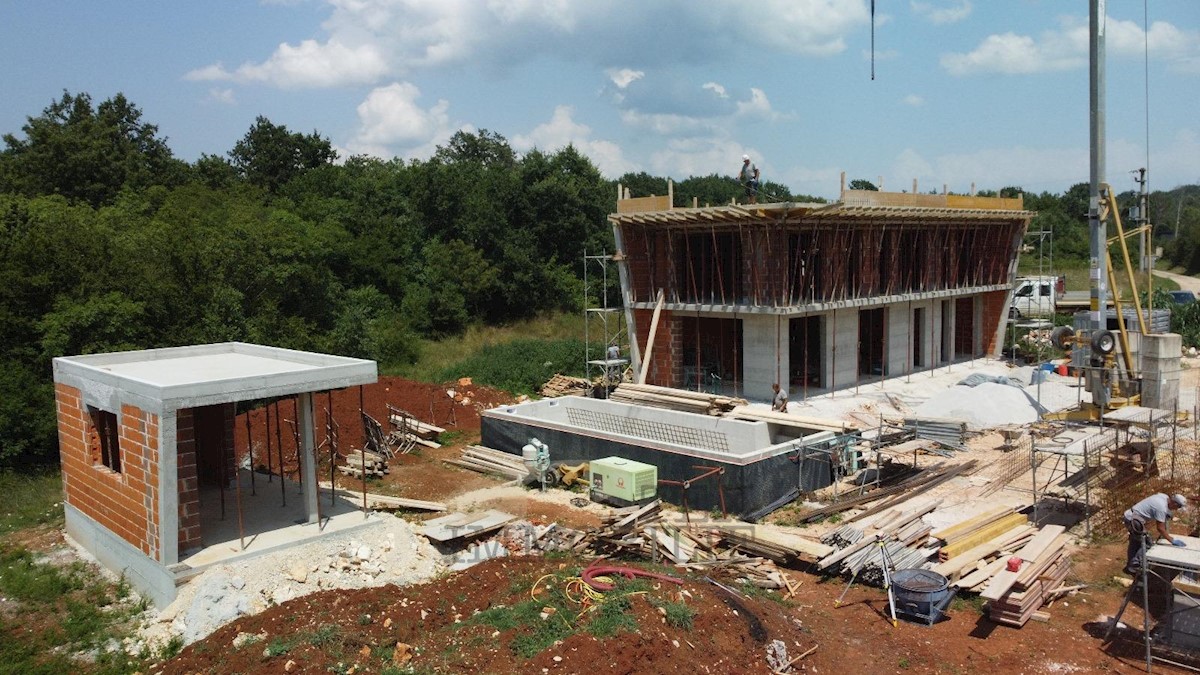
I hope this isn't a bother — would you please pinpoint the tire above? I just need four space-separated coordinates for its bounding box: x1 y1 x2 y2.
1091 330 1116 355
1049 325 1075 350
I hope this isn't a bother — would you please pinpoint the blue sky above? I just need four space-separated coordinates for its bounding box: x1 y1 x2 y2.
2 1 1197 200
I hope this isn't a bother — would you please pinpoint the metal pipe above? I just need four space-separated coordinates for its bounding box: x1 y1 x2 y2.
359 386 367 515
284 399 298 489
245 406 255 496
264 401 274 482
328 391 336 506
1089 0 1108 335
276 403 286 508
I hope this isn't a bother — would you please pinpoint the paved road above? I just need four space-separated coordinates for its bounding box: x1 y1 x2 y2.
1154 269 1200 294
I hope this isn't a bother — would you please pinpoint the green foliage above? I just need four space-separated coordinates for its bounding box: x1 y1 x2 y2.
586 594 638 637
436 339 586 395
228 116 336 194
658 600 697 631
848 179 878 191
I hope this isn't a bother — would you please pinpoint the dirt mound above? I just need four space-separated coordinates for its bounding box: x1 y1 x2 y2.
160 556 806 674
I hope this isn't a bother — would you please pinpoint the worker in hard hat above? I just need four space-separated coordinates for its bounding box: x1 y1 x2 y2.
739 154 760 204
1123 492 1188 575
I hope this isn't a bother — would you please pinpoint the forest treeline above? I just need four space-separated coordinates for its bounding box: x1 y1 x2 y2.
2 91 1198 465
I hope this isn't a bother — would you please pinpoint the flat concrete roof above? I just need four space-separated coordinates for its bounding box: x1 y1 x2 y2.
54 342 377 408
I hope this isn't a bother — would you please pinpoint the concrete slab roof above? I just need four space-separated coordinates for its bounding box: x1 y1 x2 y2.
54 342 377 409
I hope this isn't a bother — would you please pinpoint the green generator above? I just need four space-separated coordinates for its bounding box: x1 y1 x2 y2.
590 456 658 505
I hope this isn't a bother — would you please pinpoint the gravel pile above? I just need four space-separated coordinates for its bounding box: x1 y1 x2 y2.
138 513 442 649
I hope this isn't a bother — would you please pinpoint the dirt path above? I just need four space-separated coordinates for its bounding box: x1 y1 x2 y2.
1154 269 1200 294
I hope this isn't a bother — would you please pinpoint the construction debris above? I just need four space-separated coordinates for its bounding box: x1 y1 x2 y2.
540 374 592 398
337 448 388 479
386 404 444 453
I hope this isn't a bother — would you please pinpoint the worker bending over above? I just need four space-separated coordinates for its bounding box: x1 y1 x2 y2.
771 383 789 413
1123 492 1188 575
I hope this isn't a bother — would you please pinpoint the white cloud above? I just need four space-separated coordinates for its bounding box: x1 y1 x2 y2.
185 39 389 88
344 82 455 158
910 1 971 25
735 88 778 119
607 68 644 89
941 32 1080 76
512 106 633 177
942 15 1200 76
207 88 236 105
619 109 711 136
702 82 728 99
901 94 924 107
186 0 871 89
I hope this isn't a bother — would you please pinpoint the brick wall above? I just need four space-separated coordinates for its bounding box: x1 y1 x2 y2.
57 384 160 559
632 308 680 387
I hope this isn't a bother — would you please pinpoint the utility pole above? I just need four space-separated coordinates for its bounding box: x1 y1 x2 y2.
1133 167 1149 271
1088 0 1107 332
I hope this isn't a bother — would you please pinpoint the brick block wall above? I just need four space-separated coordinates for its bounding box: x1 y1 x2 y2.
57 384 160 559
632 308 680 387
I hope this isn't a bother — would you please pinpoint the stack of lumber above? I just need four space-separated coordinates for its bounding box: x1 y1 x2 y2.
387 411 445 450
981 525 1072 626
540 374 592 398
444 445 528 480
934 509 1029 561
931 523 1036 584
610 383 747 415
338 448 388 478
727 407 858 434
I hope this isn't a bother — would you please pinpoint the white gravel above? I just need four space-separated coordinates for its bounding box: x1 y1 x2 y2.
137 512 443 649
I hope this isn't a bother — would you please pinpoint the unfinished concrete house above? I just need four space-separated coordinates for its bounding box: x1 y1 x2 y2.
610 187 1035 401
53 342 376 607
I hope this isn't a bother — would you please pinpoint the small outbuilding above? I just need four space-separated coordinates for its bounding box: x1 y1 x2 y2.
53 342 377 607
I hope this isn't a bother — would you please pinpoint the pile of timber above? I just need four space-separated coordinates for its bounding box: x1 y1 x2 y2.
540 374 592 398
610 383 747 415
533 500 812 592
444 445 528 481
796 460 978 524
934 507 1030 561
387 407 445 451
980 525 1072 627
727 407 858 434
337 448 388 478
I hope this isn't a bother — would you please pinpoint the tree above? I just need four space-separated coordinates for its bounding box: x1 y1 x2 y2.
848 179 878 191
0 91 184 207
228 116 337 194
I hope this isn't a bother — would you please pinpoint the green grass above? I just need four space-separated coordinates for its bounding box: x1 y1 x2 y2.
0 470 65 535
655 600 696 631
0 543 151 674
433 338 586 396
391 312 585 383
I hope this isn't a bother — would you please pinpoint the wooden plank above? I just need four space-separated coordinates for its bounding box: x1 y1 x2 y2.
955 557 1007 590
931 506 1013 543
931 525 1034 578
939 513 1030 559
421 510 515 542
638 289 665 385
980 569 1021 601
1014 525 1067 563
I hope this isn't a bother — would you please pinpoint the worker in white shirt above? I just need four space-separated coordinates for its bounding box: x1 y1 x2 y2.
1123 492 1188 574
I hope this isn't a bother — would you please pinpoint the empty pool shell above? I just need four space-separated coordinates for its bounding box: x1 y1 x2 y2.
480 396 855 517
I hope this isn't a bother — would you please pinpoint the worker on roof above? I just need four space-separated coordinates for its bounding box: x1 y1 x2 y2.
739 154 760 204
1123 492 1188 575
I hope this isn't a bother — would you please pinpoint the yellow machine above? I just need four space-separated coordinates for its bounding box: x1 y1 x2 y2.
1044 182 1152 421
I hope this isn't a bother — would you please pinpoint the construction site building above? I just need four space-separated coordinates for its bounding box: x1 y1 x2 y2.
610 188 1035 401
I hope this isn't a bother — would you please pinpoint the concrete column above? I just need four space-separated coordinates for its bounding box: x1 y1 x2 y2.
158 409 179 565
887 303 910 376
741 314 787 400
827 309 859 391
297 393 319 523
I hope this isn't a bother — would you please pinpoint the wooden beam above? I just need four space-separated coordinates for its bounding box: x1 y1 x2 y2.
638 289 666 385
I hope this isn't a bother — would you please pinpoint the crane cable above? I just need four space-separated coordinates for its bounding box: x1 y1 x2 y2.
871 0 876 81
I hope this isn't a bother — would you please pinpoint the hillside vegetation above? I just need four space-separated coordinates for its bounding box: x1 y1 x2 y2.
2 90 1199 466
